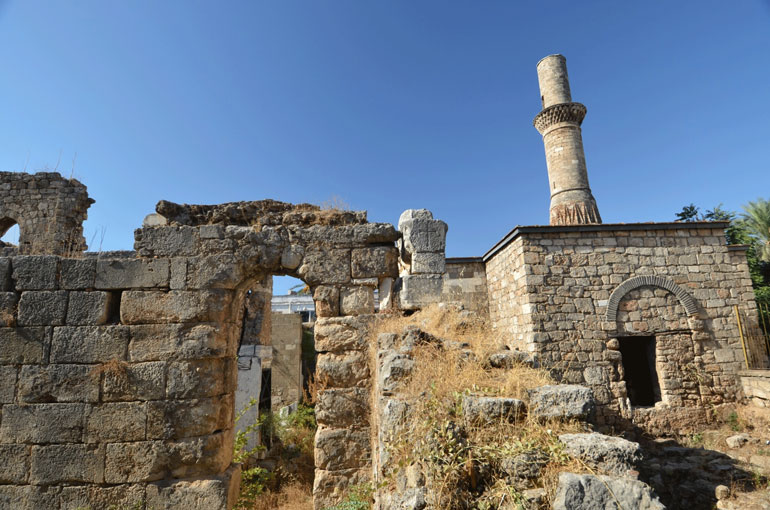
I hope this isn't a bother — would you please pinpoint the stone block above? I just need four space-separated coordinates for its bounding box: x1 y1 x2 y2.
400 217 448 254
0 327 49 364
558 433 642 477
18 364 99 403
199 224 224 239
281 245 305 270
315 427 370 470
552 473 664 510
528 385 595 421
379 351 415 394
379 277 394 310
147 395 232 439
186 254 244 289
0 485 60 510
66 290 113 325
59 483 146 510
85 402 147 442
0 444 29 483
145 464 241 510
0 292 18 326
314 315 373 353
340 286 374 316
60 258 96 289
0 257 11 291
462 395 525 425
411 252 445 274
313 285 340 318
50 325 129 363
351 246 398 279
166 430 233 478
29 443 105 484
128 323 231 361
167 358 228 398
11 255 58 290
396 274 443 310
95 258 169 289
104 440 167 483
316 351 369 388
298 249 351 286
134 225 201 257
102 361 166 401
0 365 17 403
17 290 68 326
316 388 369 427
120 290 233 324
169 257 187 289
0 403 86 443
313 468 370 510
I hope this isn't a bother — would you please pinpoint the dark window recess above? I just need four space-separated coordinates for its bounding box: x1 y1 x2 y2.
107 291 122 324
618 336 661 407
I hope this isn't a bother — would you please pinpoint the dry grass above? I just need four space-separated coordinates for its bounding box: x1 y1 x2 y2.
89 358 128 381
242 483 312 510
370 305 592 508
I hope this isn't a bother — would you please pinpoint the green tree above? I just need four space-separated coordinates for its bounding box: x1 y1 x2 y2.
742 198 770 262
675 203 701 222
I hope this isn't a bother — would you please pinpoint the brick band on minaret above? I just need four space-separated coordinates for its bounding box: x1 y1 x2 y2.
533 55 602 225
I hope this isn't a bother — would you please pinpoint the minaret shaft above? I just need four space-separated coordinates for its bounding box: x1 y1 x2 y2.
534 55 601 225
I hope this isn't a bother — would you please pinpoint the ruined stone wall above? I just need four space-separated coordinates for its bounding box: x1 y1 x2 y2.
442 258 489 316
0 172 93 255
485 223 758 432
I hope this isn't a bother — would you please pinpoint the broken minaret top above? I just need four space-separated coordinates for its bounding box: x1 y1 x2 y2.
533 54 602 226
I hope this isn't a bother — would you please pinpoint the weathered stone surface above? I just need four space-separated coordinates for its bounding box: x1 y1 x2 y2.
85 402 147 442
12 255 58 290
462 395 525 425
165 430 233 479
66 290 113 325
120 290 233 324
313 468 371 510
186 254 244 289
552 473 665 510
29 443 104 484
50 325 129 363
134 225 201 257
128 323 231 361
18 364 99 403
59 483 146 510
104 440 167 483
102 361 166 402
316 351 369 388
314 315 373 353
528 384 594 420
95 257 170 289
411 252 445 274
0 327 49 363
60 258 96 289
351 246 398 279
0 444 29 483
316 388 369 427
17 291 68 326
0 365 17 402
167 359 229 398
0 403 86 443
501 449 550 489
315 427 371 470
0 485 60 510
147 395 232 439
0 257 11 291
400 217 448 254
145 464 241 510
313 285 340 318
397 274 444 310
298 249 351 286
379 351 415 394
281 245 305 270
559 433 642 476
0 291 18 325
725 433 750 449
340 285 375 316
487 349 536 368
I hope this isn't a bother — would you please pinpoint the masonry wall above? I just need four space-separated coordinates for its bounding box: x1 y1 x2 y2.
442 258 489 316
485 223 759 432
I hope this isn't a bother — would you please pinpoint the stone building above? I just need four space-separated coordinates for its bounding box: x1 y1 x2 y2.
0 54 762 509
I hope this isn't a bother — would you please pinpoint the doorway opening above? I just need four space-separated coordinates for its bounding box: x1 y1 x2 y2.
618 336 661 407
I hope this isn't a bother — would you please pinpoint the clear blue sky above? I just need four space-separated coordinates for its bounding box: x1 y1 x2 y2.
1 1 769 294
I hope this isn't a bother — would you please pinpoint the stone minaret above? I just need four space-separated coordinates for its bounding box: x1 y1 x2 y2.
533 54 602 225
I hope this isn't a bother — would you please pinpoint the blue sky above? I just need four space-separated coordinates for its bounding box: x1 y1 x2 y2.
1 2 769 294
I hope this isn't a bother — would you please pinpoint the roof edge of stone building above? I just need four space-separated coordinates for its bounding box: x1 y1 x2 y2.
446 257 484 264
482 221 731 262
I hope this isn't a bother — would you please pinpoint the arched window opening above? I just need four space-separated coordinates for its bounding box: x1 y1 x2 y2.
0 217 19 246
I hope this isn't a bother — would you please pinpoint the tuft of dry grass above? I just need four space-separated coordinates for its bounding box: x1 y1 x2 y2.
89 358 128 381
243 483 312 510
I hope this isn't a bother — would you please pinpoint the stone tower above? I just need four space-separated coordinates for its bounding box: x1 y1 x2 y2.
533 54 602 225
